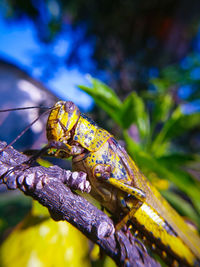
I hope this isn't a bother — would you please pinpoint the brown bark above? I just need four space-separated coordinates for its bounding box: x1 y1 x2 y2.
0 141 160 267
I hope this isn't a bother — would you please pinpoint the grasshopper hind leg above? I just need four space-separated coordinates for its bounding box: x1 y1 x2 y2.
115 194 143 231
93 163 146 231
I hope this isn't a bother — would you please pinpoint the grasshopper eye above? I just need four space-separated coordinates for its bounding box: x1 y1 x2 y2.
65 101 75 113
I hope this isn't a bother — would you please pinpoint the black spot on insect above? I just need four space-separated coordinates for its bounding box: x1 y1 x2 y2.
102 154 108 162
120 198 127 207
84 142 89 147
81 113 97 126
119 167 126 176
97 142 102 147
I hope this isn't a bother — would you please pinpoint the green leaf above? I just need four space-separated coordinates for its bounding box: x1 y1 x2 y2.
120 92 149 138
151 108 200 156
161 190 200 227
125 139 200 214
150 107 182 156
123 130 142 153
152 94 173 123
158 153 199 167
0 193 31 238
157 155 200 213
163 112 200 141
88 76 122 106
78 76 122 125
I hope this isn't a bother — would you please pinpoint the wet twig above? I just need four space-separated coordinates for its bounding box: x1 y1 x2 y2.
0 141 160 267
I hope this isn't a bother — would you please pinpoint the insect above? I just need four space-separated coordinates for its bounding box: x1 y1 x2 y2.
1 100 200 266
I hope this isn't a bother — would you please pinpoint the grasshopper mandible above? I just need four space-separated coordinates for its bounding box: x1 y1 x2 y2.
1 100 200 266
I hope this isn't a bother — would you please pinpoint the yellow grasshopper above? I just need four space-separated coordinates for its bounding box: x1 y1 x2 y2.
1 100 200 266
45 101 200 266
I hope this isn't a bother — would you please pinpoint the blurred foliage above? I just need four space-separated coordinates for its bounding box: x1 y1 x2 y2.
2 0 200 95
0 191 32 239
0 169 115 267
1 74 200 266
1 0 200 265
2 0 200 152
79 77 200 228
0 201 91 267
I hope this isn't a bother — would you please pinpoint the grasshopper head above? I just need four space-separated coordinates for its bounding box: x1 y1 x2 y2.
63 101 80 132
47 101 80 142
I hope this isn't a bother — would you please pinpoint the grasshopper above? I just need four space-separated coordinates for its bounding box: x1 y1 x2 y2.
1 100 200 266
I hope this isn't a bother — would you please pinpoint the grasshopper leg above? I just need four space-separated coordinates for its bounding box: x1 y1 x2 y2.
3 141 83 179
93 163 146 201
115 199 143 231
47 141 83 156
93 163 146 230
23 141 81 164
106 177 146 230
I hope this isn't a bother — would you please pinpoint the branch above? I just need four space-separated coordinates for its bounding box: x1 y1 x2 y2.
0 141 160 267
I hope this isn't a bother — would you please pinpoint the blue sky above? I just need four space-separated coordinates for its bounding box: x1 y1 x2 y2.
0 14 93 111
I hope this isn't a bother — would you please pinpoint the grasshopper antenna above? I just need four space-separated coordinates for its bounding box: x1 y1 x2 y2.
0 107 53 153
0 106 50 112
